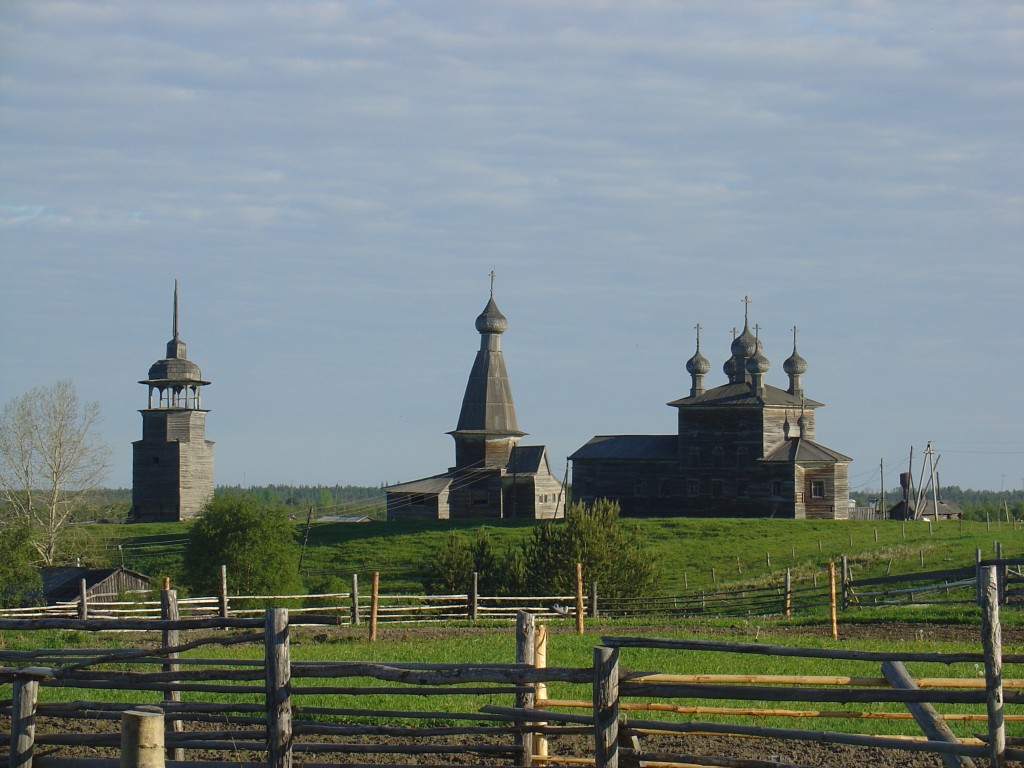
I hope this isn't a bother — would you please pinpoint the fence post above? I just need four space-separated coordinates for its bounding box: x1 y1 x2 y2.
575 562 585 635
469 571 479 621
265 608 292 768
160 585 184 762
78 578 88 620
534 624 549 763
351 573 360 626
981 566 1006 768
840 554 849 610
11 678 38 768
594 645 619 768
369 571 379 643
590 581 599 619
120 708 165 768
515 611 536 766
219 565 229 618
995 542 1005 605
828 561 838 640
784 568 792 618
975 548 983 606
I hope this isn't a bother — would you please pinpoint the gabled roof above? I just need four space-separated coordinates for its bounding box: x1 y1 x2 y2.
383 474 456 495
508 445 549 474
569 435 678 461
761 437 852 464
668 382 823 409
42 567 151 604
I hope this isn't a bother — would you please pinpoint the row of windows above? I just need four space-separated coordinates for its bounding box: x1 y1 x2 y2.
688 446 751 469
628 477 828 500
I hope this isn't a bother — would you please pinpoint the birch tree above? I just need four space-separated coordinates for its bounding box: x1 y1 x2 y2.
0 380 112 565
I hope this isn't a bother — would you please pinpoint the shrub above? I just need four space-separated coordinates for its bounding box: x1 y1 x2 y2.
182 496 302 597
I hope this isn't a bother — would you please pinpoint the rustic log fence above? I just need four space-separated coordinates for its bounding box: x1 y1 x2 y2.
2 567 1023 767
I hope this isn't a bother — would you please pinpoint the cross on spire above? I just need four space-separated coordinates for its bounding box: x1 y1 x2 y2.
742 295 751 325
694 322 702 350
489 270 495 298
791 324 799 350
173 280 179 341
754 322 761 340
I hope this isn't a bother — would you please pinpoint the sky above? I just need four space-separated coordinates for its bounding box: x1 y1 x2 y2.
2 2 1023 495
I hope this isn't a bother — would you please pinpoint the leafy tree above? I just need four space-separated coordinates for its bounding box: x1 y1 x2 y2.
182 496 302 596
0 520 42 608
518 499 656 598
0 380 111 565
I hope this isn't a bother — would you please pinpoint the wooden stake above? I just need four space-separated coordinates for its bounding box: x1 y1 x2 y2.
981 566 1006 767
369 572 379 643
11 678 38 768
515 612 536 765
575 562 585 635
219 565 229 618
160 588 183 762
120 708 165 768
594 646 619 768
828 561 838 640
534 624 549 763
351 573 360 626
78 578 88 621
469 571 479 621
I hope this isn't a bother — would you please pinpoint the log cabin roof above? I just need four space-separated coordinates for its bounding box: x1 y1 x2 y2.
761 437 852 464
508 445 549 474
569 434 678 461
668 382 823 409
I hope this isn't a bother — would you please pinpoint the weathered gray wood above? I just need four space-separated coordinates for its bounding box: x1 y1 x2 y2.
78 579 88 621
590 581 599 619
575 563 584 635
11 678 38 768
881 660 976 768
0 617 263 631
119 708 165 768
159 589 183 763
981 565 1006 768
840 555 849 610
218 565 228 618
594 646 619 768
350 573 360 626
784 568 792 618
619 680 984 705
469 572 478 621
514 611 535 766
265 609 292 768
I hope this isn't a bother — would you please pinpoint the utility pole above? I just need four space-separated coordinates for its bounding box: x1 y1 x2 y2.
880 457 885 519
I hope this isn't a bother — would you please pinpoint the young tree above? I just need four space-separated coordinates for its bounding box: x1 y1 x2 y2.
182 496 302 597
426 531 476 593
0 520 42 608
518 499 656 598
0 380 111 565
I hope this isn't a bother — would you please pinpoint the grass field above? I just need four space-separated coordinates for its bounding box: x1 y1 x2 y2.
98 515 1024 599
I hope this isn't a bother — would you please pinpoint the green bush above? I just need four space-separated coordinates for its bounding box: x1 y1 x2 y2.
0 520 42 607
182 496 302 597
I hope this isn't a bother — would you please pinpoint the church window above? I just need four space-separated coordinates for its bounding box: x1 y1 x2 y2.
659 478 671 497
737 447 749 469
711 480 723 498
687 479 699 497
811 480 826 499
471 491 489 506
771 480 782 497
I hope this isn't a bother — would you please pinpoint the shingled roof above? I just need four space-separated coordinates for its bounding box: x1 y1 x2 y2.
668 382 822 409
569 435 678 461
761 437 852 464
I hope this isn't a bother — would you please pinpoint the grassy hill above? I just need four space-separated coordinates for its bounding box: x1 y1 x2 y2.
88 515 1023 597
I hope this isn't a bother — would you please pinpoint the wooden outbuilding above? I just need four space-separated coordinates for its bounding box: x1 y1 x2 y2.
41 567 152 605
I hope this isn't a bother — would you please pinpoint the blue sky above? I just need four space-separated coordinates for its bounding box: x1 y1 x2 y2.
2 2 1022 493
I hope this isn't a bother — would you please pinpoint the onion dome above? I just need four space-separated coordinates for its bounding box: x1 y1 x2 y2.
784 344 808 375
475 297 508 335
723 355 738 379
731 323 758 358
746 349 770 375
687 349 710 375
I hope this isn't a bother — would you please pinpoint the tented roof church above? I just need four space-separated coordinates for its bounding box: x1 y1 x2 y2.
385 280 565 521
571 298 852 519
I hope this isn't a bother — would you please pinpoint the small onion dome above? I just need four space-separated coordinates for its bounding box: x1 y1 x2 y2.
784 347 808 375
723 355 739 379
746 349 770 375
731 324 758 358
686 349 710 376
148 357 203 382
475 297 508 335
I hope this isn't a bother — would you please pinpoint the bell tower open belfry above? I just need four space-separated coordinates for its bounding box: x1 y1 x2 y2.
130 282 214 522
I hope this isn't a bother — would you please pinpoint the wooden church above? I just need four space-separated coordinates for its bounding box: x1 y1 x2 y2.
130 283 214 522
571 299 852 518
385 280 565 521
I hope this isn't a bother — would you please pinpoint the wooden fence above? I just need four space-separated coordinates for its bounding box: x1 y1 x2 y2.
2 567 1022 767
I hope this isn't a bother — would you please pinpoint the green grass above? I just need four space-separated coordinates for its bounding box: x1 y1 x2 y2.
91 516 1024 601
